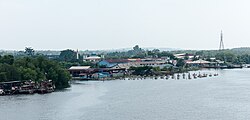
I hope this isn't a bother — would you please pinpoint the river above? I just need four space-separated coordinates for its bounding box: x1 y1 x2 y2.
1 69 250 120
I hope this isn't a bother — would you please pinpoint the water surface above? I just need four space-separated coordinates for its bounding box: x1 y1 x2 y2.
1 69 250 120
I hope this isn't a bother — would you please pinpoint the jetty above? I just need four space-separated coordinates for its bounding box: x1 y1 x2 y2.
0 80 55 96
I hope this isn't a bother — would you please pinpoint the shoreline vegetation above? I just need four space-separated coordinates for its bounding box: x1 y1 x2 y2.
0 53 71 95
0 46 249 95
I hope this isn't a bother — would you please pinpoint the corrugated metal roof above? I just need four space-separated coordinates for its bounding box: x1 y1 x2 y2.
85 56 101 60
187 60 211 64
69 66 91 70
106 59 130 63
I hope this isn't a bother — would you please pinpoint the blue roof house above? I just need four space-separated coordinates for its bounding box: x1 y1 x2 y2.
98 59 130 68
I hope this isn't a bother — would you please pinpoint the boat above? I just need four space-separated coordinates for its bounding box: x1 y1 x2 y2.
18 81 36 94
0 81 22 95
0 89 5 95
37 80 54 94
19 85 35 94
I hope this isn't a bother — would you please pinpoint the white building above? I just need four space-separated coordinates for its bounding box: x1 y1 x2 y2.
112 61 171 69
84 56 101 62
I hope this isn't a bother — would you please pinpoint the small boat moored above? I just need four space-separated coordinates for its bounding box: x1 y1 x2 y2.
0 89 5 95
37 80 54 94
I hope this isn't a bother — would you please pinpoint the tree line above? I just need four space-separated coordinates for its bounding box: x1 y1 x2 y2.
0 55 71 89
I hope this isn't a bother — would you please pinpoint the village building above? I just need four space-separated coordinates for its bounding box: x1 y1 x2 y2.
98 58 173 69
174 53 196 59
138 61 170 69
83 55 102 62
68 66 126 80
98 59 130 68
185 59 226 68
112 62 141 69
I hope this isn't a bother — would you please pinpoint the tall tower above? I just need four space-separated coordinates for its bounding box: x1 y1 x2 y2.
76 49 79 60
219 30 224 50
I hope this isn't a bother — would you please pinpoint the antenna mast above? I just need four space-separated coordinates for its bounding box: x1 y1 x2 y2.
219 30 224 50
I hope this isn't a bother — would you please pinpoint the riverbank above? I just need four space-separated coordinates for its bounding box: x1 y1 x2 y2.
69 67 220 83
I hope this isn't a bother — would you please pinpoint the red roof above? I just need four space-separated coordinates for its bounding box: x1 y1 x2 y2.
106 59 130 63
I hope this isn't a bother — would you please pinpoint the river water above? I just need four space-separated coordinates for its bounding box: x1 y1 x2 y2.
1 69 250 120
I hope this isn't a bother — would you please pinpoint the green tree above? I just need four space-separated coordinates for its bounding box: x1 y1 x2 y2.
133 45 141 51
215 51 237 63
59 49 77 62
129 66 153 75
158 51 175 59
0 63 20 81
0 55 14 65
18 67 37 81
176 59 185 67
25 47 35 56
56 69 71 89
0 72 7 82
153 67 161 72
47 68 58 81
0 55 71 89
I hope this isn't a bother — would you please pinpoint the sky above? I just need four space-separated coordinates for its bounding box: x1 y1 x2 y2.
1 0 250 50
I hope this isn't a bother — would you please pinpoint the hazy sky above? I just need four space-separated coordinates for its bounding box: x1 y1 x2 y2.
1 0 250 50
